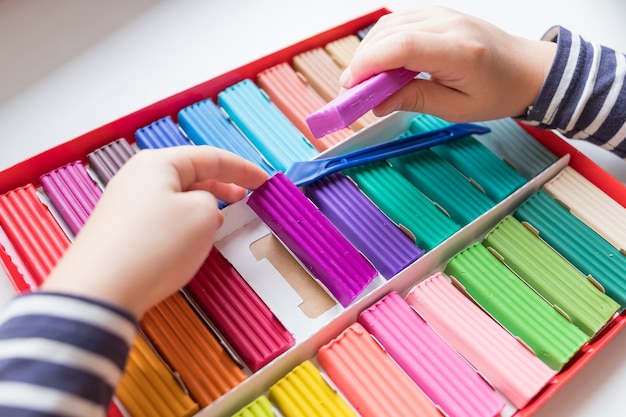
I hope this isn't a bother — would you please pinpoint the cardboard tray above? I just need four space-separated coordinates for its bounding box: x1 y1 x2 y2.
0 7 625 417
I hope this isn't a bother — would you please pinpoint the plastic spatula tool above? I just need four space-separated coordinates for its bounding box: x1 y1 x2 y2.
285 123 491 186
306 68 419 138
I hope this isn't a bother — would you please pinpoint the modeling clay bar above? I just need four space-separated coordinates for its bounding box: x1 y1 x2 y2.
218 79 318 172
185 247 294 372
306 68 419 138
358 292 506 417
515 190 626 309
268 360 357 417
357 24 374 40
477 118 558 180
483 215 619 337
389 147 495 226
409 114 527 202
257 62 353 150
317 322 442 417
135 116 191 149
292 47 378 130
177 99 275 175
0 184 71 289
543 166 626 252
40 161 103 236
304 173 423 279
324 34 361 69
247 172 377 307
444 242 589 370
345 161 460 251
87 138 137 185
406 273 557 409
231 395 275 417
116 335 199 417
140 292 247 407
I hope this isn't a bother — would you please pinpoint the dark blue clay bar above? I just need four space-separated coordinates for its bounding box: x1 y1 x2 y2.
178 98 275 175
305 173 424 279
218 79 318 172
135 115 191 149
87 138 137 185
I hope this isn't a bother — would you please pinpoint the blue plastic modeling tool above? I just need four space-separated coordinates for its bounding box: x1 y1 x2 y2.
284 123 490 186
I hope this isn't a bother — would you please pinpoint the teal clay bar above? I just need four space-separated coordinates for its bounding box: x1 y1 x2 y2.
515 190 626 310
445 242 588 371
388 148 495 226
345 161 460 251
409 114 527 201
483 215 619 337
477 118 558 180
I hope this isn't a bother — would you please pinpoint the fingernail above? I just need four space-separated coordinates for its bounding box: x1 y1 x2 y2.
339 67 352 87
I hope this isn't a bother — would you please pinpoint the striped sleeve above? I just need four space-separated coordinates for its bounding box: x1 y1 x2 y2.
0 292 137 417
524 26 626 159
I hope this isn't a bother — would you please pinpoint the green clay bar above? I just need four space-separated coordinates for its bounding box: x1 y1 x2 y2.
515 190 626 310
345 161 460 251
483 215 619 337
389 148 496 226
409 114 527 202
444 242 589 371
231 395 276 417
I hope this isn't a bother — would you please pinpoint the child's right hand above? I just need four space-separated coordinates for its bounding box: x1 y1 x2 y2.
42 145 268 318
340 6 557 122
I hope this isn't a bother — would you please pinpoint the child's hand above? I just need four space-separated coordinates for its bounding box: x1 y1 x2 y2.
341 6 557 122
42 146 269 317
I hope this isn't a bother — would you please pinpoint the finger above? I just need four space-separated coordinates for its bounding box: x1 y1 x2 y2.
191 180 249 203
346 31 470 87
372 78 475 122
163 146 269 192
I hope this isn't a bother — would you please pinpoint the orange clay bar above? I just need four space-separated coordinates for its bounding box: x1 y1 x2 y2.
115 335 199 417
140 292 247 407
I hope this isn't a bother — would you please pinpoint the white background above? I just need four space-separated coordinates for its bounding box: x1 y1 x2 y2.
1 1 625 415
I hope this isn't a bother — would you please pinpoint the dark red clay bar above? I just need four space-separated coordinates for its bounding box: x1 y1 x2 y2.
247 172 377 307
185 247 294 372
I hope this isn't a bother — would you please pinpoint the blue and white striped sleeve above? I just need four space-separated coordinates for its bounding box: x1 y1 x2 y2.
524 26 626 159
0 292 136 417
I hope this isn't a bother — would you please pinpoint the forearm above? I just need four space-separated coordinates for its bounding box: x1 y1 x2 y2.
525 26 626 158
0 292 136 417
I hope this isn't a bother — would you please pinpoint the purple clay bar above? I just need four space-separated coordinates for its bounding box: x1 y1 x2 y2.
40 161 103 236
247 172 378 307
305 173 423 279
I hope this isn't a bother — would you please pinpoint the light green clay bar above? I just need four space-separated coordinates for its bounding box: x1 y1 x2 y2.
231 396 275 417
444 242 589 371
515 190 626 311
484 215 619 337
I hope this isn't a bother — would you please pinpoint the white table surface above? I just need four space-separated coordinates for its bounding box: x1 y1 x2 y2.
1 1 625 415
